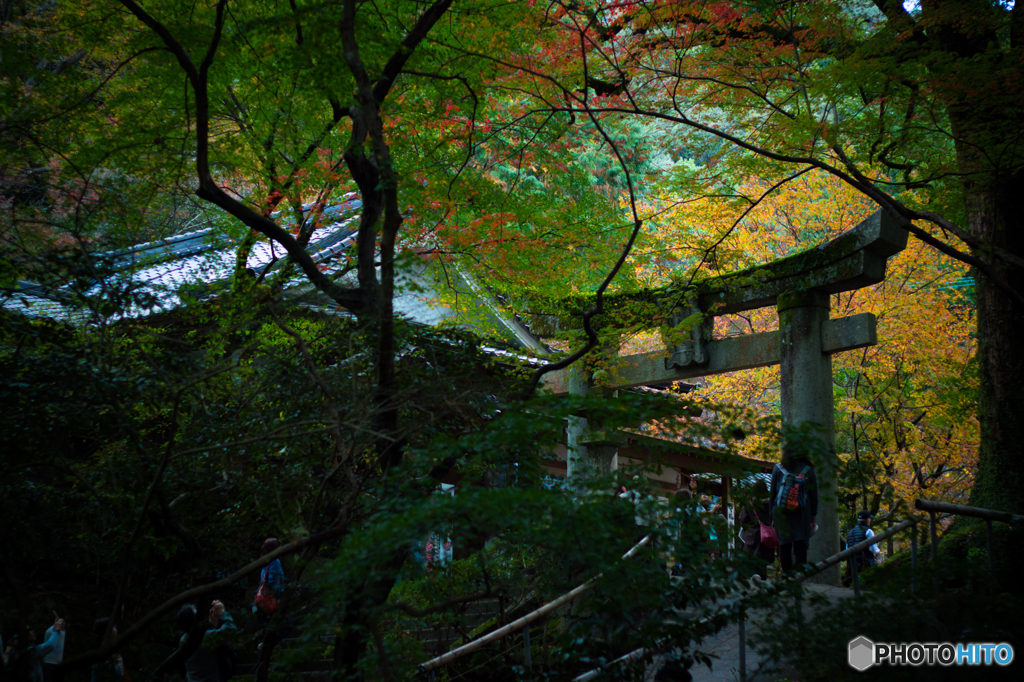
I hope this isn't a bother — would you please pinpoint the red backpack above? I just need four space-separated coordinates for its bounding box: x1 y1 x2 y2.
775 465 811 512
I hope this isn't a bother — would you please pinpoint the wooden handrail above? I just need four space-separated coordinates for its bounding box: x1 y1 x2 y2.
424 497 1020 677
418 535 651 673
915 498 1024 525
798 518 918 578
572 518 923 682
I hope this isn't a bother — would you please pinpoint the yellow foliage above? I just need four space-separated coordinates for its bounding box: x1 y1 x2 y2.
645 170 977 516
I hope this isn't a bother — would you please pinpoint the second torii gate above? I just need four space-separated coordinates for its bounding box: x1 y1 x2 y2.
540 210 908 585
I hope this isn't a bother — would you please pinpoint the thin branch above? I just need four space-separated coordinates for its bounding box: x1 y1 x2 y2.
669 166 815 315
519 22 647 400
387 590 495 617
116 0 366 312
55 523 350 678
104 390 184 650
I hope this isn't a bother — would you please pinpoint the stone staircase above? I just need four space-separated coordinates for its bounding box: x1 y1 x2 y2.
408 597 503 656
234 634 335 678
231 598 503 676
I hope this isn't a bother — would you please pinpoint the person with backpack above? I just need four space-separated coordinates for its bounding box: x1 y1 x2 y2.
252 537 290 667
252 538 285 623
769 447 818 573
846 510 881 570
176 601 238 682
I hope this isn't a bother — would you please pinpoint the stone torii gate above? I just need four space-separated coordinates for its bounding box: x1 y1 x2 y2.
540 210 908 585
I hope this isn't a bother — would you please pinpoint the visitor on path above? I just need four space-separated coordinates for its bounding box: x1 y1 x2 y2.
846 510 881 569
253 537 285 623
706 500 727 559
769 447 818 573
176 601 238 682
25 619 64 682
669 489 703 576
253 537 287 665
1 617 13 678
617 478 656 547
3 631 23 680
89 619 123 682
738 480 775 580
696 494 718 549
41 617 66 682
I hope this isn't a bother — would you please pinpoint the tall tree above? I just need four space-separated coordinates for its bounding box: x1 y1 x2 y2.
491 0 1023 513
3 1 736 678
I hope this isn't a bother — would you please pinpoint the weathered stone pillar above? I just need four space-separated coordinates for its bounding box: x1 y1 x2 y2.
566 363 618 480
778 290 839 585
565 362 590 479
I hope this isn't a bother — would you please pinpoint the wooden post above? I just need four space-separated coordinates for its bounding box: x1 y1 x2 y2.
738 617 747 682
850 556 860 597
929 511 939 589
986 519 995 595
523 624 532 671
910 524 918 597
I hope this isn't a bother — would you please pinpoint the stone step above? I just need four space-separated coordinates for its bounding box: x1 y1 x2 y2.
235 660 334 675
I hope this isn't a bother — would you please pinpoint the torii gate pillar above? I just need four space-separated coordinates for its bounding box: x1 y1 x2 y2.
566 364 618 479
778 290 839 584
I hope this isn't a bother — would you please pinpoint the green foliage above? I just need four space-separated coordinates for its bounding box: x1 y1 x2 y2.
754 589 1024 681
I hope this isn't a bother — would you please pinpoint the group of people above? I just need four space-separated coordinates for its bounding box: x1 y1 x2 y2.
659 447 820 578
1 617 66 682
1 537 286 682
735 446 820 579
1 617 121 682
737 448 882 580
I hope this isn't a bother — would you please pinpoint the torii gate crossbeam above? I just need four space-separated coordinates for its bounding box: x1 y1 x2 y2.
538 210 908 585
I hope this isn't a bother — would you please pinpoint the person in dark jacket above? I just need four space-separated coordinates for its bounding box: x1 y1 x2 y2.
846 510 881 569
176 602 238 682
769 447 818 573
738 479 775 579
89 619 123 682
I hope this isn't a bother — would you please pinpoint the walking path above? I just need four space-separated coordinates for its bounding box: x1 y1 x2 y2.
686 583 856 682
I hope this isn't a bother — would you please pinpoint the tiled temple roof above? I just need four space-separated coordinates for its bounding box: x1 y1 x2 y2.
2 197 361 322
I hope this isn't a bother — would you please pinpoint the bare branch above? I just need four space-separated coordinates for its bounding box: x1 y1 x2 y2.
56 524 350 678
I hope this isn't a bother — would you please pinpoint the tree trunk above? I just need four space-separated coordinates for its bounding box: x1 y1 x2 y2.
336 566 401 681
960 167 1024 584
966 169 1024 517
919 0 1024 585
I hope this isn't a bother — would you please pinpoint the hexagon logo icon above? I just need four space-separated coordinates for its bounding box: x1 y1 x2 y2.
848 636 875 671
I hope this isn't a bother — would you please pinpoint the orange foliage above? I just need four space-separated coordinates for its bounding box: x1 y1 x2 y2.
635 171 977 516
